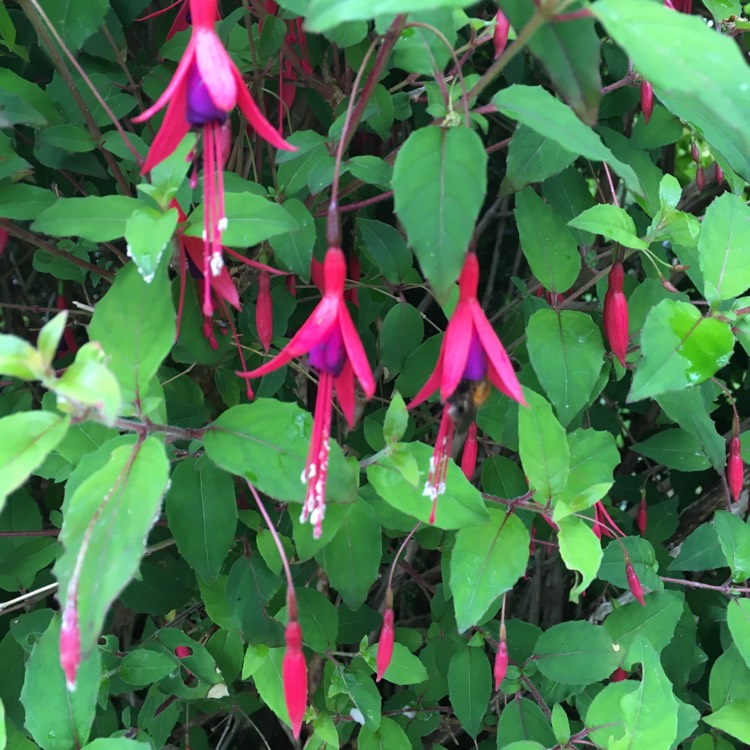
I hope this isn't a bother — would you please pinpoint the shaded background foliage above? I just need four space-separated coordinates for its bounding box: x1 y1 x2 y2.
1 0 750 749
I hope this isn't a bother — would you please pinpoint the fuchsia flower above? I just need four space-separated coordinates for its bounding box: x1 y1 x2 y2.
728 436 743 502
640 82 653 124
494 625 508 691
283 591 307 739
256 270 273 352
133 0 294 321
603 262 629 366
610 667 628 682
637 495 648 536
625 556 645 606
238 247 375 537
376 606 395 682
493 10 510 60
409 252 524 523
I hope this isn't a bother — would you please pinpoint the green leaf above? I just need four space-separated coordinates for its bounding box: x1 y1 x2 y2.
594 0 750 183
54 438 170 657
450 509 529 632
317 500 381 609
268 198 315 279
36 0 109 52
632 429 710 472
0 184 57 220
119 649 177 687
205 400 356 505
604 591 684 667
518 389 569 504
515 189 581 294
0 334 47 381
380 303 424 375
500 124 577 195
305 0 475 32
568 204 648 250
699 193 750 301
610 638 679 750
347 156 393 190
0 412 69 514
166 457 237 584
252 648 293 731
357 219 413 284
704 700 750 744
37 124 95 153
393 10 456 76
534 621 619 684
499 0 601 124
88 260 176 405
0 699 4 750
629 300 734 402
185 193 299 247
334 665 382 730
714 511 750 583
368 642 428 685
124 207 178 283
448 644 491 739
551 703 571 745
669 523 726 572
31 196 141 242
492 85 642 195
294 588 339 653
555 429 619 520
383 391 408 444
393 125 487 301
710 646 750 710
83 740 152 750
727 599 750 671
497 699 556 748
358 717 411 750
20 615 101 750
586 680 637 748
557 516 602 602
526 309 604 425
367 442 489 529
37 312 67 366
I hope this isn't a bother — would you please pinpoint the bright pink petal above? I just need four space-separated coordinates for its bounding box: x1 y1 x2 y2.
239 299 338 379
190 0 220 28
471 302 525 405
439 303 472 401
141 84 190 173
408 353 444 410
133 39 196 123
233 67 296 152
338 306 375 399
195 29 238 111
334 359 356 428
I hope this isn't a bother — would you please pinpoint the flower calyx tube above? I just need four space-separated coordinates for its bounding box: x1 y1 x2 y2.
376 591 395 683
409 252 524 524
494 623 508 691
624 553 645 606
238 247 375 538
282 589 308 739
728 435 743 503
493 10 510 60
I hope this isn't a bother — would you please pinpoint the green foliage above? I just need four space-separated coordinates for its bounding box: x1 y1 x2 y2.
2 1 749 748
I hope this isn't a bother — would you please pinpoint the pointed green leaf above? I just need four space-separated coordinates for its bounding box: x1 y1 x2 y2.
448 644 491 739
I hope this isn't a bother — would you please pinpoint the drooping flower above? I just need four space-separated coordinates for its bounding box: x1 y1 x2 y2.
133 0 294 320
282 590 308 739
376 606 395 682
637 495 647 536
728 436 743 503
238 247 375 537
409 252 525 523
603 261 629 366
493 10 511 60
494 624 508 691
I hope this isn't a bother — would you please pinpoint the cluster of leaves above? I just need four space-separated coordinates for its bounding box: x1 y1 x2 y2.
1 0 750 749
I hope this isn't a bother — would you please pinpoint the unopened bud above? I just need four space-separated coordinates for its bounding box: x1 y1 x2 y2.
0 228 8 257
625 559 645 606
493 10 511 60
494 625 508 690
728 436 743 503
345 253 360 307
715 163 725 185
175 645 191 658
610 667 628 682
376 607 395 682
256 271 273 352
637 496 647 536
461 421 478 480
696 166 705 192
285 275 297 297
691 142 700 163
604 263 629 366
283 617 308 739
640 82 653 124
659 275 679 294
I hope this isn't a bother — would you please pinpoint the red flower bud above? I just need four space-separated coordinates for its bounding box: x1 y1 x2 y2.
175 645 191 659
461 421 478 480
696 166 705 192
625 560 645 606
493 10 510 60
283 618 308 739
715 163 725 185
728 436 743 503
610 667 628 682
659 275 679 294
637 496 647 536
376 607 395 682
640 82 653 124
603 263 629 366
0 227 8 257
256 271 273 352
690 142 700 163
60 603 80 690
494 625 508 691
285 274 297 297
